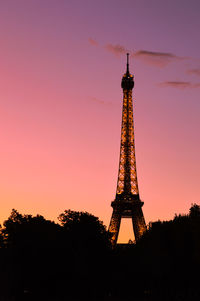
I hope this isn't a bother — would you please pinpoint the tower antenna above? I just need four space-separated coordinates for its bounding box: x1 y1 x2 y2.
126 53 129 74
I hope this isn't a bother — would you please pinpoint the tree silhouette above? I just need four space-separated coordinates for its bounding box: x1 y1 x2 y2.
57 210 111 299
189 203 200 218
0 209 64 300
0 206 199 300
1 209 61 248
58 209 111 249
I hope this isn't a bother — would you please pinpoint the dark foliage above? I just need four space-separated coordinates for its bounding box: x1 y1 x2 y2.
0 209 111 300
58 209 111 250
1 209 62 248
108 203 200 301
0 204 199 301
189 203 200 218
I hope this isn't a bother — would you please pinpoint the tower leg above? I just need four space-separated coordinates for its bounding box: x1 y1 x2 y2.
132 207 146 241
109 209 121 246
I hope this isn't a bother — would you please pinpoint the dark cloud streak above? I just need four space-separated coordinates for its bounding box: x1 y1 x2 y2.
158 81 200 89
133 50 186 67
134 50 177 58
103 43 186 67
89 40 188 68
187 68 200 77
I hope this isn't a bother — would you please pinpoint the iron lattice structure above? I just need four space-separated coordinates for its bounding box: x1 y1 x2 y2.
109 54 146 245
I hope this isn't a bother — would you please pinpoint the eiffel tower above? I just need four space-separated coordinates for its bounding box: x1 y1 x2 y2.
109 54 146 245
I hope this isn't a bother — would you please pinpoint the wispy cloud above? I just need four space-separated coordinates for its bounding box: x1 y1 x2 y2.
134 50 185 67
103 43 186 67
193 83 200 88
105 43 129 57
88 38 98 46
158 81 200 89
89 40 188 69
90 97 112 105
186 68 200 77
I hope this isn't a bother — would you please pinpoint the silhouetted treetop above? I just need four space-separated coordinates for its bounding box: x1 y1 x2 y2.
1 209 61 248
58 210 111 249
58 209 105 231
189 203 200 218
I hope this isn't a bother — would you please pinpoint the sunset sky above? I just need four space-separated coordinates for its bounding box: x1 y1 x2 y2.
0 0 200 242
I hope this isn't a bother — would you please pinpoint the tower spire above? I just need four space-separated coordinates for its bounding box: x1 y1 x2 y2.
126 53 130 74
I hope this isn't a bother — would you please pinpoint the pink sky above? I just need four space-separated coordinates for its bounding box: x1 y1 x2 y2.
0 0 200 242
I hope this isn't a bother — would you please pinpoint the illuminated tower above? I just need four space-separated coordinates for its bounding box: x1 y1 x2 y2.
109 54 146 245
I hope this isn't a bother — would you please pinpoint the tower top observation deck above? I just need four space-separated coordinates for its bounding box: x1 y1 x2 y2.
121 53 134 90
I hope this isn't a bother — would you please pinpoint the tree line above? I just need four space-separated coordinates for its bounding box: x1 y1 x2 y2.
0 204 200 301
